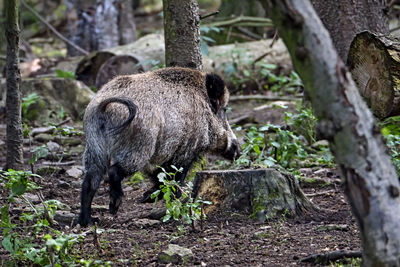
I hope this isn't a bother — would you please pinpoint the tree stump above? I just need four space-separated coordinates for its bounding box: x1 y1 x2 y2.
192 169 315 220
348 31 400 119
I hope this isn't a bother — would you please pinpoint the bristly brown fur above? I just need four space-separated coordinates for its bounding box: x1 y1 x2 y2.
78 67 240 226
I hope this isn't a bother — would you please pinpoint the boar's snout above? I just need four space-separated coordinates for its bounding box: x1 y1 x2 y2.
222 138 241 161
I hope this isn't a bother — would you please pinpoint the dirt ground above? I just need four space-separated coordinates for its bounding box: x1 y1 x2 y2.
0 118 362 267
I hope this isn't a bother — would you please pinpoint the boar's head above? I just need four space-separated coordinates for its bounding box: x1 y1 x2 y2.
206 73 241 160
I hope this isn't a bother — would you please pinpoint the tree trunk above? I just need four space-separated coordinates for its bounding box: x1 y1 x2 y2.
263 0 400 266
310 0 389 62
163 0 202 70
5 0 23 170
348 31 400 119
65 0 137 56
193 169 315 220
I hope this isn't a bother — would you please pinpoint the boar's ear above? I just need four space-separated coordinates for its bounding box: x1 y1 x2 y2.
206 73 225 113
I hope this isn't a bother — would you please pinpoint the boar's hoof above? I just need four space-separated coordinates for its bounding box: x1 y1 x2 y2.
78 214 99 227
109 196 123 214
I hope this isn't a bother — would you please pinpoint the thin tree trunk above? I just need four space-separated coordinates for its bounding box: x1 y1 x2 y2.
163 0 202 70
263 0 400 265
310 0 389 62
5 0 23 170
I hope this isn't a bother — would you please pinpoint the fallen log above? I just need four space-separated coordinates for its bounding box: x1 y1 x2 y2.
348 31 400 119
75 33 292 89
192 168 315 220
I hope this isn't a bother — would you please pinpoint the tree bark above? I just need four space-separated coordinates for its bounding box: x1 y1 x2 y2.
348 31 400 119
193 169 315 219
163 0 202 70
5 0 23 170
310 0 389 62
65 0 137 56
263 0 400 265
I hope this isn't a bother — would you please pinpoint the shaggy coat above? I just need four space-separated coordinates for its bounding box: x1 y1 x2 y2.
79 67 240 226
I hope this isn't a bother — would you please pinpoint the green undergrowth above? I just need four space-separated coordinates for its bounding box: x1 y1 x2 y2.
0 169 109 266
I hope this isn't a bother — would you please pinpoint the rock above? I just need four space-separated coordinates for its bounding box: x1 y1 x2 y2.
66 166 83 179
46 141 61 152
147 208 166 220
69 145 85 155
311 140 330 149
30 126 56 137
54 211 76 225
60 137 82 146
158 244 194 264
315 224 349 232
36 166 63 176
57 180 71 189
133 218 161 227
24 193 40 204
34 133 55 143
0 78 94 124
71 180 82 188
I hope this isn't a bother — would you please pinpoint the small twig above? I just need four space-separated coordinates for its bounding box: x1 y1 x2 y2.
270 29 279 48
300 250 362 264
252 51 272 67
200 10 219 20
20 0 89 55
236 26 263 40
93 222 102 253
0 55 6 61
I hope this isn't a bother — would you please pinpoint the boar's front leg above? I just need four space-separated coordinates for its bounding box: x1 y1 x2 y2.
108 163 127 214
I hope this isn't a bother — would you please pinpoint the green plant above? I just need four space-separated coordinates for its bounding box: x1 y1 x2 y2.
285 108 317 144
200 25 220 55
258 62 303 95
381 116 400 176
29 145 49 165
0 169 85 266
55 69 75 79
151 166 212 225
22 93 40 120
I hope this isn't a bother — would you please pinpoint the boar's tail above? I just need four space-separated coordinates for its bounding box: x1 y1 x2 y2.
98 97 137 134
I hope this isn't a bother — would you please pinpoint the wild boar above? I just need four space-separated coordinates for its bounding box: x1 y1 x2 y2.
78 67 240 226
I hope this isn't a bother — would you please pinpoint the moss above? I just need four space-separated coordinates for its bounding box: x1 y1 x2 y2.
186 156 207 181
127 172 146 189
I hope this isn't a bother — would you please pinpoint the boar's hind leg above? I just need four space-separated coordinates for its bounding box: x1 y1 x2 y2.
141 162 192 203
108 163 127 214
79 166 105 227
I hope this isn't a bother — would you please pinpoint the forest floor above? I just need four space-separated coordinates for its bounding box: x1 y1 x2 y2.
0 113 362 266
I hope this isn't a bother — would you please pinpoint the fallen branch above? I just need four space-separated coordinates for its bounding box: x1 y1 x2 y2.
205 16 273 28
20 0 89 56
305 189 337 197
229 94 301 101
42 161 76 166
300 250 362 265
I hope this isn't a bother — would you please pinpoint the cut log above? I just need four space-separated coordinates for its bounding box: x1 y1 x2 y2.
75 33 292 89
75 34 165 88
348 31 400 119
192 169 315 220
